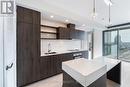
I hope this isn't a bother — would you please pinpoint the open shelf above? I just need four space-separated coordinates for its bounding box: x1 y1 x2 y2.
40 38 57 40
40 24 58 39
41 31 57 34
41 25 58 29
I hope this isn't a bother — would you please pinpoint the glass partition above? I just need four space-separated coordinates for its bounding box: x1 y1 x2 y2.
118 29 130 61
103 30 118 58
103 28 130 61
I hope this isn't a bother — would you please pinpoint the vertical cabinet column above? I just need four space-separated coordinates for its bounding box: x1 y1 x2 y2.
17 6 41 87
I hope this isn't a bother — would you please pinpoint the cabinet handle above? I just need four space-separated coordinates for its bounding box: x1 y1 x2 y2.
6 63 13 70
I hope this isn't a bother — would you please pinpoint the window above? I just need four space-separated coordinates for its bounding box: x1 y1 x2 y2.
103 28 130 61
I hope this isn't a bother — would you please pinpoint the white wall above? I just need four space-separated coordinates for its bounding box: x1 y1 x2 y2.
41 19 66 27
4 16 16 87
2 3 17 87
0 11 16 87
93 29 103 58
0 16 4 87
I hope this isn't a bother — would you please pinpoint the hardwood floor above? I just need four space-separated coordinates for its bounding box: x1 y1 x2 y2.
25 61 130 87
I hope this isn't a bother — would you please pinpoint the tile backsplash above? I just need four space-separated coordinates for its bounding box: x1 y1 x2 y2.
41 40 81 53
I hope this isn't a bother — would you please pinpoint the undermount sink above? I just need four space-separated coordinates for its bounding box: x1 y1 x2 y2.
68 49 79 51
44 52 57 55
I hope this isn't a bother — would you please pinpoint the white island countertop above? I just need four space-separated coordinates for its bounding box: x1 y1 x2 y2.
62 57 121 87
93 57 121 71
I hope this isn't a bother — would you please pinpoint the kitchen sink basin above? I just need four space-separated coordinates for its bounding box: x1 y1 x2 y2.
44 52 57 55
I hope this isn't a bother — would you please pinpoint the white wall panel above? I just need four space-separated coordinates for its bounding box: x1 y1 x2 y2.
93 30 103 58
0 16 4 87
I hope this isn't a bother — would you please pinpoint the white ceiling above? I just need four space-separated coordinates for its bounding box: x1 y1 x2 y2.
17 0 130 30
42 0 130 25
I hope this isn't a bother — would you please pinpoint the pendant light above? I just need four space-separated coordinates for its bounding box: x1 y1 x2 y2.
92 0 97 19
104 0 113 6
108 3 112 25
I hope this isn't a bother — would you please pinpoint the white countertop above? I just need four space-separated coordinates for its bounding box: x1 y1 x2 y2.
62 58 107 87
62 57 121 87
93 57 121 71
41 49 87 56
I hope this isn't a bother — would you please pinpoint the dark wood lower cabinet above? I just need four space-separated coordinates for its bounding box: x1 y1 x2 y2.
40 51 88 80
60 53 74 62
40 55 62 80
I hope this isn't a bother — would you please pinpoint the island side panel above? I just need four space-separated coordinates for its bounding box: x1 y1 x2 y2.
107 62 121 84
63 71 83 87
63 71 107 87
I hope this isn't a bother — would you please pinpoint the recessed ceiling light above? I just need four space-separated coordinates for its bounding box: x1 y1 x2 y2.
82 24 86 26
50 15 54 18
92 12 98 19
65 19 69 22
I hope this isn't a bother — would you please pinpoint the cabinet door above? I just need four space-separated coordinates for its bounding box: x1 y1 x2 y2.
23 8 33 23
40 57 48 79
57 27 70 39
70 29 76 39
61 53 73 62
17 6 41 87
56 56 62 73
32 24 40 81
52 55 58 75
17 23 34 86
17 6 24 22
17 23 25 86
33 11 41 25
41 56 54 78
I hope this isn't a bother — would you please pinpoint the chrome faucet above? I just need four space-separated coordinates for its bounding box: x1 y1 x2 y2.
48 43 51 53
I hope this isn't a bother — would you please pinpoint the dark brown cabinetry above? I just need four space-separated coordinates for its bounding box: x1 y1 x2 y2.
57 27 71 39
40 55 62 80
57 27 86 40
40 54 72 80
60 53 74 62
17 6 41 87
40 51 88 80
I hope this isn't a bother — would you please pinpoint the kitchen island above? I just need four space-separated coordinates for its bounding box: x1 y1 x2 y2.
62 57 121 87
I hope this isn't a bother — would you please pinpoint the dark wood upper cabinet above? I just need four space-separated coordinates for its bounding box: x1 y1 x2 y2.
33 11 41 24
57 27 71 39
17 6 33 23
70 29 76 39
57 27 86 40
17 6 41 87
